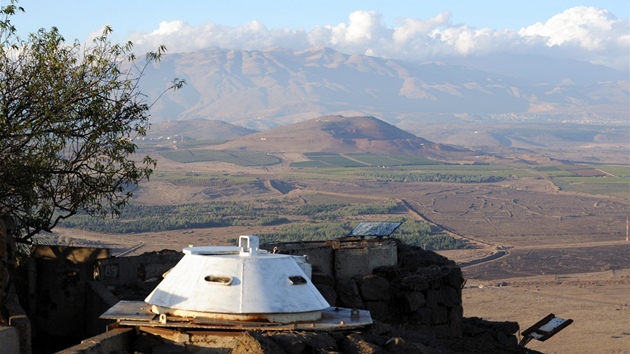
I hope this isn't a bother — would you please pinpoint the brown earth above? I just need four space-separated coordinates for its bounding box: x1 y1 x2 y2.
55 150 630 353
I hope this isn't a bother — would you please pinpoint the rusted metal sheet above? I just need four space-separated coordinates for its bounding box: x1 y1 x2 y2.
102 301 372 331
101 300 156 321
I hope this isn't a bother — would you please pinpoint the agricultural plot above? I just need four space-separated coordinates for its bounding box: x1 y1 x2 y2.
596 165 630 177
300 178 630 245
531 165 577 177
304 154 368 167
151 171 258 184
345 153 408 166
389 154 444 165
552 176 630 199
298 153 445 167
566 168 610 177
289 161 331 168
160 149 281 166
342 153 443 167
396 164 535 177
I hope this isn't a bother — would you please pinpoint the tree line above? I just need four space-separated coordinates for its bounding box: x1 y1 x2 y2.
56 199 470 250
258 218 470 250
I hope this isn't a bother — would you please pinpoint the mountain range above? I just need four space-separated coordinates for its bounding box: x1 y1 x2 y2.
142 46 629 130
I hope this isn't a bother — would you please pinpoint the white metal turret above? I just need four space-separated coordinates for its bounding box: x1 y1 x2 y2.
144 235 329 323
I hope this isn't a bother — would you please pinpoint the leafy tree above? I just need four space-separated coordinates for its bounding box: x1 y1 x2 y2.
0 2 184 242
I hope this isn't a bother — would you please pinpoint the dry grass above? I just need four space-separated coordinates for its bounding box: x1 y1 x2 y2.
462 270 630 354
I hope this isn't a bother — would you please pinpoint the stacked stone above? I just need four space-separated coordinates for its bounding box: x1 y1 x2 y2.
329 240 465 337
0 215 17 314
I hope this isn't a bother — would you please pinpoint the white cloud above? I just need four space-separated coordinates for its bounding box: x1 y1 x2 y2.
519 7 629 69
393 11 450 44
128 7 629 72
520 7 618 50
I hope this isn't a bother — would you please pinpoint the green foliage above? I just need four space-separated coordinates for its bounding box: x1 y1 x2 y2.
259 222 353 243
57 196 470 250
58 202 269 233
366 217 469 250
260 218 470 250
294 200 399 221
255 217 290 226
0 3 184 241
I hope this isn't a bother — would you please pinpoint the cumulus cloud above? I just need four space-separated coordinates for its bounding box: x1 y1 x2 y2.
521 6 619 49
128 6 629 72
518 6 629 70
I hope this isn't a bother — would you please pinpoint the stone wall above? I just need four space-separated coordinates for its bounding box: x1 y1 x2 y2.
56 238 529 353
0 215 17 314
30 246 109 338
262 238 465 337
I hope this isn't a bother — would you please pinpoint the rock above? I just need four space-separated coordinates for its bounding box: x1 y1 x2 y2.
432 306 449 324
365 301 392 322
436 286 459 308
335 279 363 308
384 337 438 354
358 275 391 301
449 305 464 336
305 332 338 352
268 332 339 354
315 284 337 306
412 307 433 325
233 331 287 354
342 333 387 354
399 291 426 312
399 274 430 292
269 332 307 354
312 272 336 287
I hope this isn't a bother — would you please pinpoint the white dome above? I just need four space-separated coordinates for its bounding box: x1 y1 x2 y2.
144 236 329 323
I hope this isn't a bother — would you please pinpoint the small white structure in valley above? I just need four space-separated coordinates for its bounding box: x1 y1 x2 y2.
144 235 329 323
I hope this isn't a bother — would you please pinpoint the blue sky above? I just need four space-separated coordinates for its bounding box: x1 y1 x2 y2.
11 0 629 40
6 0 630 71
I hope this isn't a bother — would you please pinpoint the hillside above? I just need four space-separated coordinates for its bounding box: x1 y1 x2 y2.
141 46 629 129
215 115 469 157
146 119 257 141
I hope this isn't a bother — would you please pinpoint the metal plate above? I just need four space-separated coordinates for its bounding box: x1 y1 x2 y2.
101 301 372 331
100 300 156 321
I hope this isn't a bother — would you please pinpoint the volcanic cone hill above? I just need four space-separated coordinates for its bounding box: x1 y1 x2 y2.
216 115 469 158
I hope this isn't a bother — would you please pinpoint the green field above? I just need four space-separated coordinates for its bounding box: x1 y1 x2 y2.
592 165 630 177
289 161 333 168
305 155 368 167
160 149 281 166
552 176 630 198
345 153 442 166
